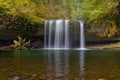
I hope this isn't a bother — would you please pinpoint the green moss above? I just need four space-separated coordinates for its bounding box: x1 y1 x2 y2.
104 42 120 49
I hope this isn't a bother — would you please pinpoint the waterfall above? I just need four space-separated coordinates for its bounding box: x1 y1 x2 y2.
44 20 85 50
48 20 53 48
79 20 85 49
64 20 69 48
54 20 63 48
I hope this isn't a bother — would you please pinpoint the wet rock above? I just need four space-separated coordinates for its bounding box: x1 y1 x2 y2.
10 76 21 80
0 45 15 50
98 78 105 80
31 40 42 48
75 77 79 80
56 74 64 78
32 74 37 77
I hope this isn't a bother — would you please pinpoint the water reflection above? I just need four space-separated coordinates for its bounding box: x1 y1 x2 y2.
64 51 69 80
44 50 54 80
79 50 85 80
54 51 63 79
1 50 120 79
44 50 85 80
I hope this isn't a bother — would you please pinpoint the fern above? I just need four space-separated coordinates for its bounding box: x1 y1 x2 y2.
13 36 30 50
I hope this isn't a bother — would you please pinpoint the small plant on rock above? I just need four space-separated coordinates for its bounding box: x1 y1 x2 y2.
13 36 30 50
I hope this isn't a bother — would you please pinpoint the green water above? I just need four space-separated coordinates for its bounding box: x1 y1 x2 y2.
0 50 120 80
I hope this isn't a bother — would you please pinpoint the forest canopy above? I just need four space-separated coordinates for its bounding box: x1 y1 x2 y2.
0 0 120 37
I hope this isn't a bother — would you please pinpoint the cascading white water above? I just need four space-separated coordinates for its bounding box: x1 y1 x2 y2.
54 20 63 48
79 20 85 49
48 20 53 48
64 20 69 48
44 20 85 50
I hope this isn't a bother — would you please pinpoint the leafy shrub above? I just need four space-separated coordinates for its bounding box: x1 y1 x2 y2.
13 36 30 50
